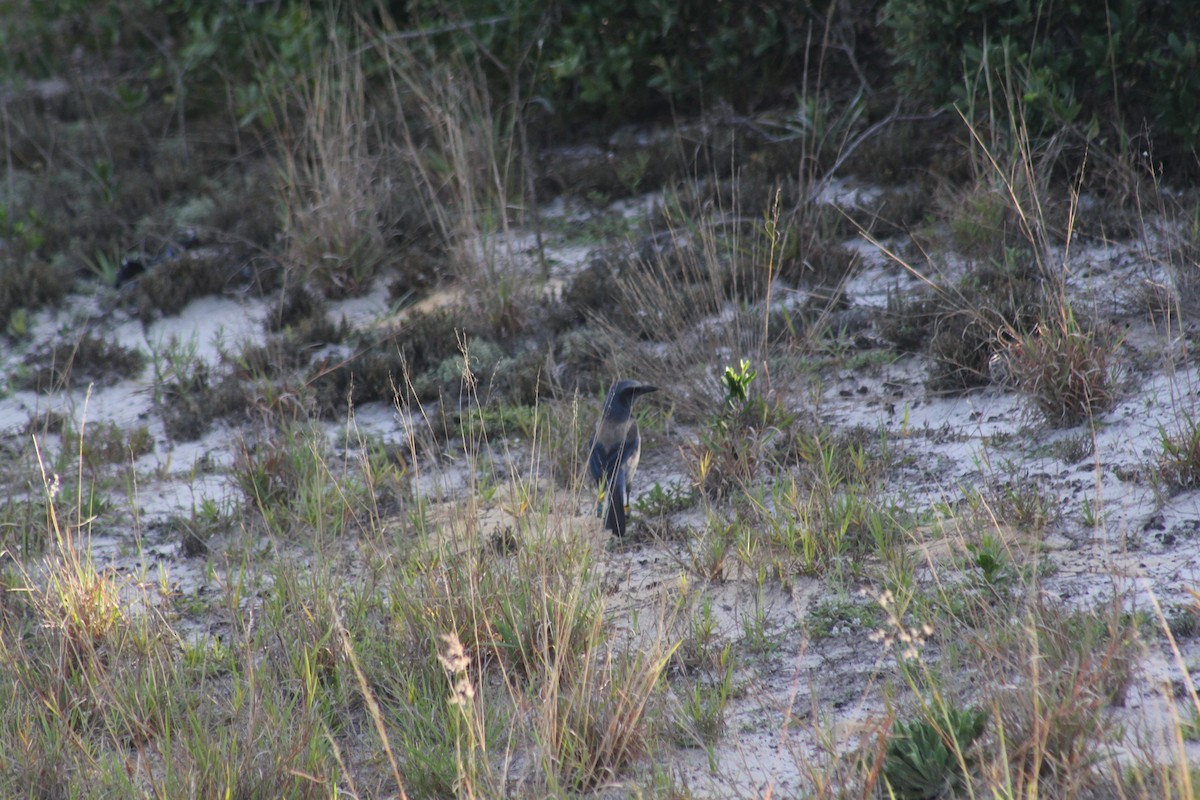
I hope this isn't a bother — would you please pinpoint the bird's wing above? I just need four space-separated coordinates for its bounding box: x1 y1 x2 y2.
605 469 628 535
589 420 629 478
587 438 610 483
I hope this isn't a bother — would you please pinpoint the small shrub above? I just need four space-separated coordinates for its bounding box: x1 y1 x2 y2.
687 362 796 500
63 421 155 467
267 283 329 335
151 335 250 441
129 254 230 324
944 182 1018 260
554 326 605 386
423 340 548 408
965 532 1012 588
634 482 699 517
309 308 470 412
721 359 757 409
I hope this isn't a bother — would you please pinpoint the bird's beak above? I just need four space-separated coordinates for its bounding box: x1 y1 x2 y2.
636 384 658 396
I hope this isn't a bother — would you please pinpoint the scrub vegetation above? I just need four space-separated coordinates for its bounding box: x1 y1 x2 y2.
1 1 1199 797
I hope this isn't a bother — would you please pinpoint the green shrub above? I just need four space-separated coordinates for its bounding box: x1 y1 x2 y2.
0 0 329 125
884 0 1200 159
399 0 847 124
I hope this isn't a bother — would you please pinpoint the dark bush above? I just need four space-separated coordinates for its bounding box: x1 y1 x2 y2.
0 0 326 125
3 0 886 145
399 0 879 127
883 0 1200 163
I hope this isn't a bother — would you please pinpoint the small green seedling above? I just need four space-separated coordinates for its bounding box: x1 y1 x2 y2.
722 359 757 410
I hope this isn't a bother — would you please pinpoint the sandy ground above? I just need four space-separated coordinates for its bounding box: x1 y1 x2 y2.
2 186 1199 795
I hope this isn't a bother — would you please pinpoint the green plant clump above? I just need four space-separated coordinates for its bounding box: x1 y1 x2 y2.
1159 415 1200 491
882 706 988 800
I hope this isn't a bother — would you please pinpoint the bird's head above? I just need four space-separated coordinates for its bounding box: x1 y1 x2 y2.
604 379 658 418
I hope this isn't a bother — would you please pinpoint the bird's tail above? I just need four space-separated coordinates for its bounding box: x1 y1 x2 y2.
605 471 628 536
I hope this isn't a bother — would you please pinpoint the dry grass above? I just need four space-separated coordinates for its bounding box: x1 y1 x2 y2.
277 30 418 299
372 26 540 340
995 306 1124 425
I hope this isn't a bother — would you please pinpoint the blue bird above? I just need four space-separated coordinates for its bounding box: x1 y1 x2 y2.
587 379 657 536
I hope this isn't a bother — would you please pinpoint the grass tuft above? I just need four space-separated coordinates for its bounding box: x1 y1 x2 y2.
1158 411 1200 491
994 306 1123 425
